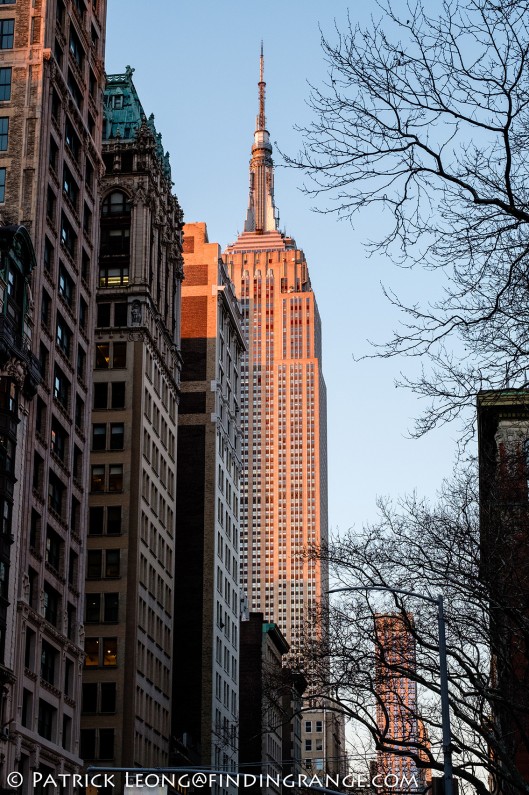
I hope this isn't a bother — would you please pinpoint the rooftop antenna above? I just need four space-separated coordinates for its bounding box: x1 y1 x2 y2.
258 41 266 131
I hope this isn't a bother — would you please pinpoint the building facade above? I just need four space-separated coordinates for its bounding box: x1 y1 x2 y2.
225 48 327 659
375 614 428 793
239 613 289 795
81 69 183 775
174 222 244 789
0 0 107 787
477 390 529 791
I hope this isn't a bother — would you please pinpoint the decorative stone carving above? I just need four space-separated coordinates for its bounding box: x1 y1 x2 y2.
131 300 142 325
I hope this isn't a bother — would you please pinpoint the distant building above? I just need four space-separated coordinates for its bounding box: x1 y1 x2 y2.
0 0 107 788
478 390 529 789
174 222 244 790
375 614 428 793
224 48 343 777
302 704 346 779
81 68 183 773
239 613 290 795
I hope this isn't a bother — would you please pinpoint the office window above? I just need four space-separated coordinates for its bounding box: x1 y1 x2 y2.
108 464 123 492
105 550 120 577
107 506 121 535
114 302 128 326
62 164 78 208
84 637 117 668
113 342 126 368
85 593 100 623
40 641 57 684
99 262 129 288
58 264 74 306
90 465 104 492
104 593 119 622
80 728 96 759
0 167 5 202
37 700 56 742
101 682 116 712
45 527 62 570
95 343 109 369
69 27 84 68
0 20 14 50
97 303 111 326
50 420 67 462
92 424 106 450
82 683 97 713
60 213 76 257
53 367 69 409
88 506 103 535
43 582 59 626
48 473 64 517
110 423 124 450
93 383 107 409
87 549 102 578
0 67 10 100
111 382 125 408
0 117 8 151
64 118 80 159
102 190 131 215
67 70 82 109
56 315 71 358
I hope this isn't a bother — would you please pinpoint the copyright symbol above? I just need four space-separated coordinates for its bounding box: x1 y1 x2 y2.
192 773 208 787
7 772 23 788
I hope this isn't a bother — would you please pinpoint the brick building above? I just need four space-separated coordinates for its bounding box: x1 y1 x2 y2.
478 390 529 792
173 221 244 791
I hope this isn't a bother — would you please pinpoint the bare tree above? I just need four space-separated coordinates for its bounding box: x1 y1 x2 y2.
302 467 529 795
289 0 529 435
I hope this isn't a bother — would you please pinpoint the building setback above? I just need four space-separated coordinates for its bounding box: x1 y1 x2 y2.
174 221 244 791
81 69 183 774
0 0 107 787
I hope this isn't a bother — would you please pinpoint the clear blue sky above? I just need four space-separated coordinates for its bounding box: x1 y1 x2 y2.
106 0 463 533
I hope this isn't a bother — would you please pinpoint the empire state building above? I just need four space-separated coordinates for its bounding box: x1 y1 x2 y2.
224 49 328 648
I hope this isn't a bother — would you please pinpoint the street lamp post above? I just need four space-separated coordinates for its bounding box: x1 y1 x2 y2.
328 586 454 795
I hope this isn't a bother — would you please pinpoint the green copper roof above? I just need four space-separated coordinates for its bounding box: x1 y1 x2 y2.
103 66 172 182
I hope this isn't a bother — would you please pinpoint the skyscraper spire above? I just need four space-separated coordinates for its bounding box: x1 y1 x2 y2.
243 44 279 235
258 41 266 132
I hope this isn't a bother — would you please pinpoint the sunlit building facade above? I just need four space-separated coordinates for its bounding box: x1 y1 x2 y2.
224 52 344 776
375 614 428 792
174 222 244 791
82 69 183 774
0 0 107 788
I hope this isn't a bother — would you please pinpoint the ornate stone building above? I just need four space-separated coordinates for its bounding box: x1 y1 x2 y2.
80 68 183 777
0 0 107 789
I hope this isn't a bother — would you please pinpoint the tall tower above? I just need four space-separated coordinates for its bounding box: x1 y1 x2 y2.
0 0 107 788
174 222 244 788
225 49 328 665
82 69 183 773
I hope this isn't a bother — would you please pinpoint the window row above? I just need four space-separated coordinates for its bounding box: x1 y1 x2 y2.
85 592 119 623
90 463 123 493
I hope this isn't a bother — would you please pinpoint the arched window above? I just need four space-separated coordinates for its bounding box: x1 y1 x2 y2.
102 190 131 216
